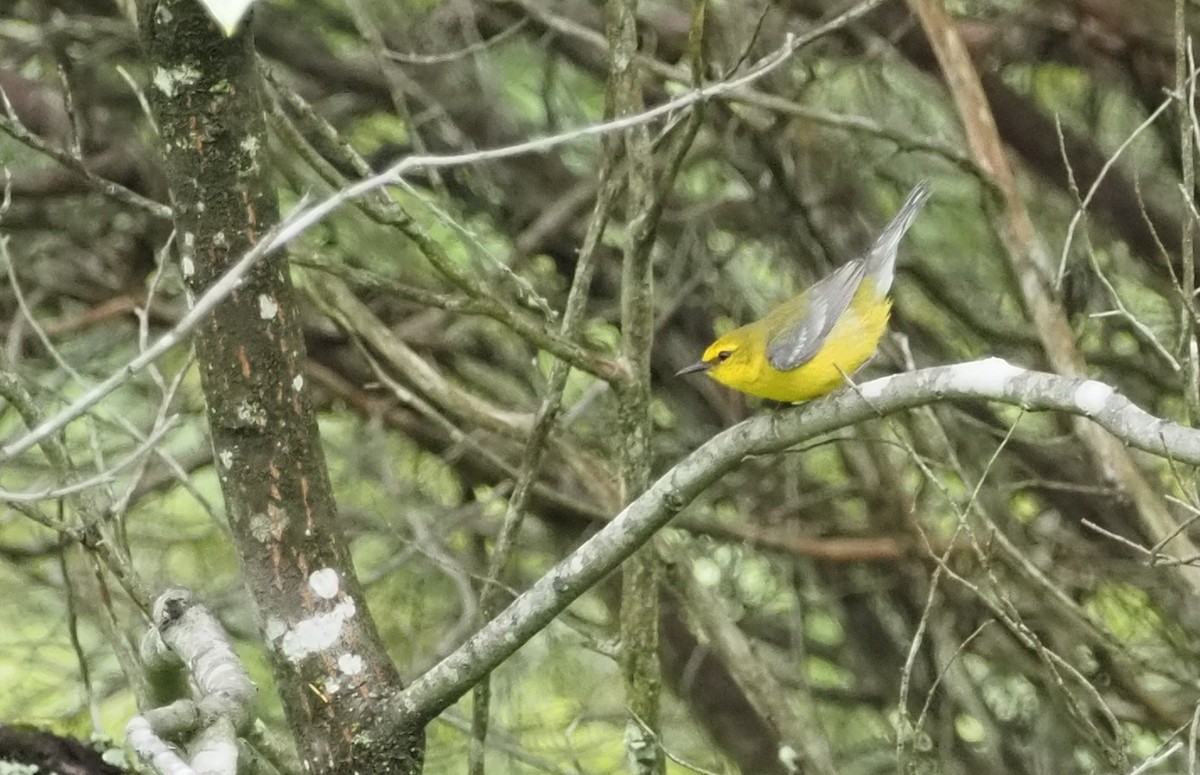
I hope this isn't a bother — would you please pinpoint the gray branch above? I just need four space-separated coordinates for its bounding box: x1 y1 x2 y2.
388 358 1200 722
127 588 257 775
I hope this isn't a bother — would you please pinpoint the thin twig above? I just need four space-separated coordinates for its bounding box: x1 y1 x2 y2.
1054 81 1190 288
0 0 878 460
0 88 170 219
0 416 178 503
384 19 529 65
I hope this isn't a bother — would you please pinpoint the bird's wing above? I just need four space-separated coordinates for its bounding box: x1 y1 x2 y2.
766 259 865 371
861 181 930 295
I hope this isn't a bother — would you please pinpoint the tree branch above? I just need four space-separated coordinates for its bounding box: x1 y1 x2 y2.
908 0 1200 597
0 0 886 462
388 358 1200 720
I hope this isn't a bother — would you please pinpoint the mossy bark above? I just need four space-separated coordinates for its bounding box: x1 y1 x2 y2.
139 2 424 771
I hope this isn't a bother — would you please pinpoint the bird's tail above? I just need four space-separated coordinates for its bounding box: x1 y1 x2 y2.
864 181 931 296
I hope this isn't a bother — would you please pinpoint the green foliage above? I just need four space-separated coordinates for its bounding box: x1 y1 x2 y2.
1084 583 1165 645
7 1 1200 773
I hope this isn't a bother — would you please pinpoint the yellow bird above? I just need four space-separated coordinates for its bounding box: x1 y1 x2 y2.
677 182 930 402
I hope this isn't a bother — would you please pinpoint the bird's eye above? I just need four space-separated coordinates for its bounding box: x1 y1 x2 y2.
715 350 732 362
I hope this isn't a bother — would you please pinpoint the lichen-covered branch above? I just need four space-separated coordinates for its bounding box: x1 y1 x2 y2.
388 358 1200 720
138 3 421 771
127 588 256 775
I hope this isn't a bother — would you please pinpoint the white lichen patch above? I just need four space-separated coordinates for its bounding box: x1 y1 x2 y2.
218 449 234 469
240 136 261 155
778 745 801 771
292 374 304 392
248 513 275 542
152 64 201 98
857 374 895 401
338 653 365 676
258 294 278 320
1073 380 1113 416
192 739 236 772
308 568 339 599
264 616 288 642
280 600 357 661
236 401 267 427
947 357 1023 395
181 255 195 278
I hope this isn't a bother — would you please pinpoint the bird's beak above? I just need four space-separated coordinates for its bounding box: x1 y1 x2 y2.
675 360 711 377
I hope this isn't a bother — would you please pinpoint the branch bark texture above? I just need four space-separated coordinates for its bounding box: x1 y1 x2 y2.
139 2 422 771
389 358 1200 720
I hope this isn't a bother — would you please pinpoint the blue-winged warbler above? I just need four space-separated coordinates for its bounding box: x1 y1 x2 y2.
677 182 930 402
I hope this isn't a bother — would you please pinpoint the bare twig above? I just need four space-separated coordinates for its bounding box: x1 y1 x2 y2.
384 19 529 65
0 0 883 467
388 358 1200 720
908 0 1200 602
0 89 170 219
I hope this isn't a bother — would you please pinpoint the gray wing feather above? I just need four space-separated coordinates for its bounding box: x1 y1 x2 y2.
863 181 930 294
766 259 865 371
766 181 930 372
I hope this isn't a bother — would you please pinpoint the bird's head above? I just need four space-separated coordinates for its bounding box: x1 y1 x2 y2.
676 331 752 386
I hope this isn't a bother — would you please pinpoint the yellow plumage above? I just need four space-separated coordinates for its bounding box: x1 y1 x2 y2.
677 183 929 403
